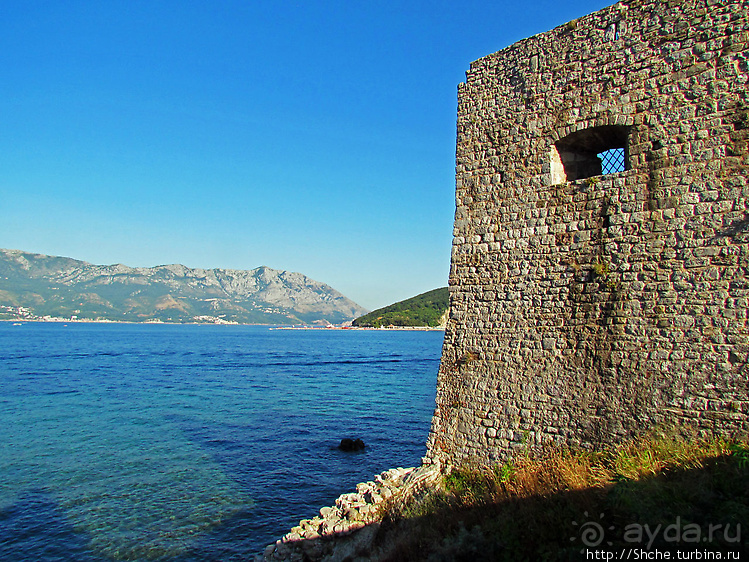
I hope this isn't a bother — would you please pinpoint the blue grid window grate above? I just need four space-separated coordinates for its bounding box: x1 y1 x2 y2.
598 148 625 175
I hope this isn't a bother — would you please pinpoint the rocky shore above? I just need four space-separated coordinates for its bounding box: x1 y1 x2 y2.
256 464 441 562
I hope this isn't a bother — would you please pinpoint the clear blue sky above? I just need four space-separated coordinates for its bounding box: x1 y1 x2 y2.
0 0 612 311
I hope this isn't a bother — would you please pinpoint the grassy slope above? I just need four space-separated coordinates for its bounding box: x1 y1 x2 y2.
375 432 749 560
352 287 448 328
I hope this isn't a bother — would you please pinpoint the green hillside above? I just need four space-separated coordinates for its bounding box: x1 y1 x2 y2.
352 287 448 328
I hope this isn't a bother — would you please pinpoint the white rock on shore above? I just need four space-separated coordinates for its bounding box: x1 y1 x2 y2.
257 464 441 562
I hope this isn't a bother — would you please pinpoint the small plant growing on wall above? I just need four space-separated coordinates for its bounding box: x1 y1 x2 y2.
591 260 621 290
457 350 479 367
585 176 600 187
592 261 610 277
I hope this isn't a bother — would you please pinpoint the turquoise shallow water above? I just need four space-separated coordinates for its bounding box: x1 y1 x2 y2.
0 323 441 561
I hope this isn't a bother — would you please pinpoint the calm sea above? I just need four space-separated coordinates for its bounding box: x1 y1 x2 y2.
0 323 442 561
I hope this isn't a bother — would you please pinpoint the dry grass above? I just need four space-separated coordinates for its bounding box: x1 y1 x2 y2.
376 432 749 561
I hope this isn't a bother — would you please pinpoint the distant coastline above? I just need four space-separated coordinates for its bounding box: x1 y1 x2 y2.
1 318 444 330
271 325 445 331
0 314 240 325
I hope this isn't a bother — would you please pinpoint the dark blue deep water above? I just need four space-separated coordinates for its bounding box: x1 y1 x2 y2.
0 323 442 561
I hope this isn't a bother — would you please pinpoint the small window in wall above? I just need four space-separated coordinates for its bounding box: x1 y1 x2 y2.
599 147 625 174
550 125 630 183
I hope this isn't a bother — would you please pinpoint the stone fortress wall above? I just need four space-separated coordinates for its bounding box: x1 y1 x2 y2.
426 0 749 467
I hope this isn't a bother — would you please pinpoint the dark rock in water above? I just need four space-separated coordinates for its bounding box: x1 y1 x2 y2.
338 438 365 452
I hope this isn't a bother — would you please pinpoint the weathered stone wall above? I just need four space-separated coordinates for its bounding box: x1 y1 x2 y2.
426 0 749 466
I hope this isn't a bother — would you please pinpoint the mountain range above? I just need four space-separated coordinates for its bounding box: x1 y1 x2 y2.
0 249 368 325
